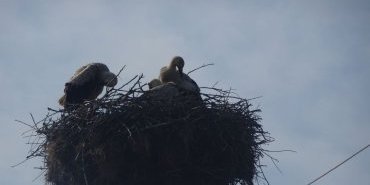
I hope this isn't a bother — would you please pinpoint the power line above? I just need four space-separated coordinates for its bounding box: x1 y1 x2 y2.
307 144 370 185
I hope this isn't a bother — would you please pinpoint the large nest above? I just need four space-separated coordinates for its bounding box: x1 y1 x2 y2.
24 73 272 185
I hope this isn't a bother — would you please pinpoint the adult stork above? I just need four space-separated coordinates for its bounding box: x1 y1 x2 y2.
58 63 117 107
159 56 200 93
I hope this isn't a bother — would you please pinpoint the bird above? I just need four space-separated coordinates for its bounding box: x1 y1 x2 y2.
58 63 117 107
159 56 200 93
144 82 181 101
148 79 162 90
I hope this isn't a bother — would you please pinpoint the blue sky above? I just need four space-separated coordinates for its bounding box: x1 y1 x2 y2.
1 1 369 184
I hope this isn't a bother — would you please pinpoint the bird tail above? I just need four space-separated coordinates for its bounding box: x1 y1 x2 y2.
58 95 66 107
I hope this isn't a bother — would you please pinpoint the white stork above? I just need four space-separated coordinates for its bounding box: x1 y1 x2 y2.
159 56 200 93
58 63 117 107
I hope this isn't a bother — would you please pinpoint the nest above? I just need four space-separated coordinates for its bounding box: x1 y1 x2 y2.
23 73 272 185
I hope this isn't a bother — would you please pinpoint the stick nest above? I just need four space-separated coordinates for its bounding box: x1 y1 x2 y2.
24 73 273 185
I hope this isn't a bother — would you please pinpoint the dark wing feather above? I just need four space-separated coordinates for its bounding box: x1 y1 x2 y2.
63 65 103 106
182 73 200 93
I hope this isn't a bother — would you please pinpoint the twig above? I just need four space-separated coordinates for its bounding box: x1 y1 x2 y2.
32 169 46 182
11 158 30 168
211 81 219 88
262 151 283 174
257 160 270 185
105 65 126 94
30 113 38 130
263 149 297 153
15 120 34 129
116 75 139 90
187 63 214 75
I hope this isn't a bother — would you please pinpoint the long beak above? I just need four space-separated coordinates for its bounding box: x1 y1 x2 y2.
179 67 183 77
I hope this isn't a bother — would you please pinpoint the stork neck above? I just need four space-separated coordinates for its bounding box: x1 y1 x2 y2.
168 61 178 70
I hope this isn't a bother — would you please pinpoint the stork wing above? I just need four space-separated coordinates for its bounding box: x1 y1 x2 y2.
182 73 200 93
70 65 87 80
69 64 99 85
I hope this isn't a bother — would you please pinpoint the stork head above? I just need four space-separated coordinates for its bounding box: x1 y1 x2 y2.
148 79 162 89
101 72 118 87
171 56 185 76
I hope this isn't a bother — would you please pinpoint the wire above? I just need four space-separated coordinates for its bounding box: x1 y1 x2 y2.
307 144 370 185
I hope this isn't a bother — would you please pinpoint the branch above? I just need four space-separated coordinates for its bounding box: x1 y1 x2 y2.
187 63 214 75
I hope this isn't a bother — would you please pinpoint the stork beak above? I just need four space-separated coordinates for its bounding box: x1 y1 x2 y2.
179 68 183 77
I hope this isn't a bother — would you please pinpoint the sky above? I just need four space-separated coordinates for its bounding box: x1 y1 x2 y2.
0 0 370 185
